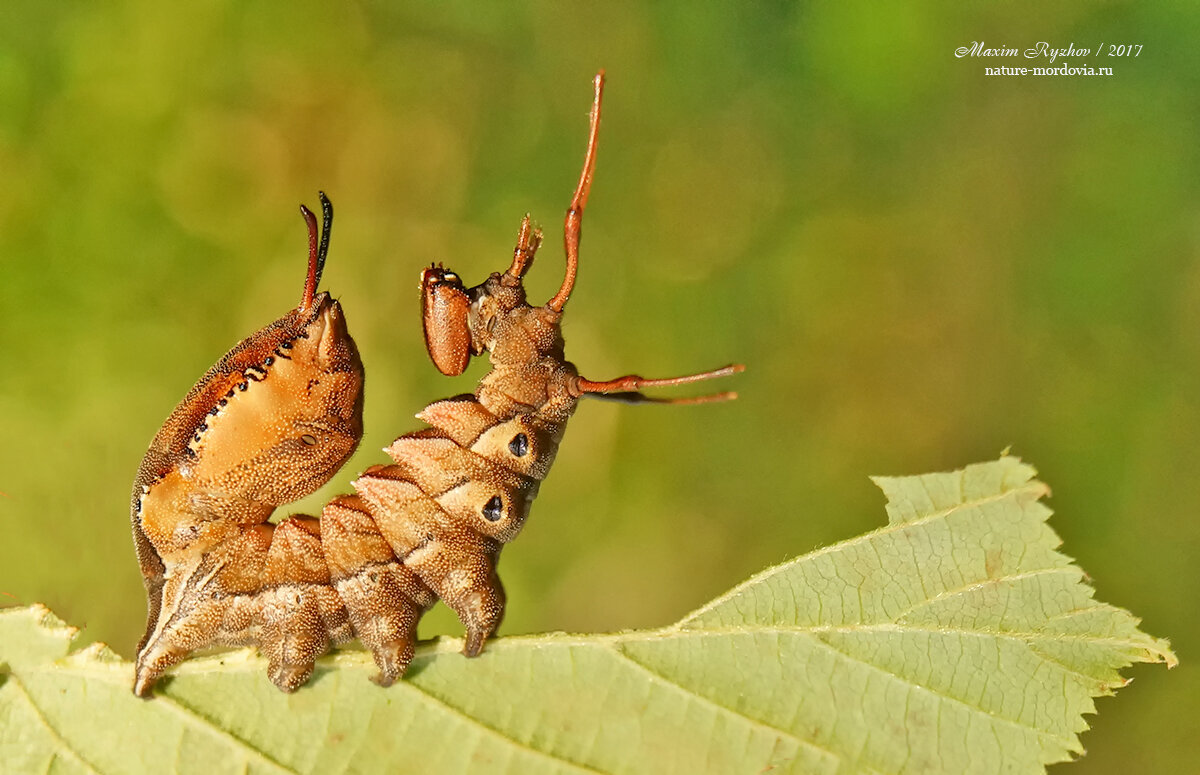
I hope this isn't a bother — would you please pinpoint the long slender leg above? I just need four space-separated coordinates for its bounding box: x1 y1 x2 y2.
573 363 744 404
547 71 605 313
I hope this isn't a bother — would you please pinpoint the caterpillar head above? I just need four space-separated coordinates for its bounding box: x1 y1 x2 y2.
420 212 571 378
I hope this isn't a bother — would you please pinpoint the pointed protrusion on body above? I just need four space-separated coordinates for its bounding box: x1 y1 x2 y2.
299 192 334 312
417 396 498 447
133 525 274 697
353 468 447 557
353 465 510 656
300 203 319 310
399 532 507 658
505 214 544 280
384 435 527 498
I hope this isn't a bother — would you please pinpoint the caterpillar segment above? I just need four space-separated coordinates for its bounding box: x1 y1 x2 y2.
131 72 742 696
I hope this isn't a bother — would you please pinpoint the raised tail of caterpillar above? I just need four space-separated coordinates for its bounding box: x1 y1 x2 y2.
131 193 366 694
130 71 742 696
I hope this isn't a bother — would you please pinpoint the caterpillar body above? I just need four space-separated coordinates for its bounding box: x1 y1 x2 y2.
131 73 742 696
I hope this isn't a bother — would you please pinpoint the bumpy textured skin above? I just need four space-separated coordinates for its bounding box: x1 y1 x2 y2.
131 294 366 694
131 248 582 695
347 267 579 680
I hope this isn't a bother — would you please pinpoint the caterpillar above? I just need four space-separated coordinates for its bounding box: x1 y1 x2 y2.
130 72 742 696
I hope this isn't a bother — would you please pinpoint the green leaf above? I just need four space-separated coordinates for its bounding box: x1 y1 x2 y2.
0 457 1175 774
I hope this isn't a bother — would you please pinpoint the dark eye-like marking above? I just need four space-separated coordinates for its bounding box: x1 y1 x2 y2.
301 434 318 446
508 433 529 457
482 495 504 522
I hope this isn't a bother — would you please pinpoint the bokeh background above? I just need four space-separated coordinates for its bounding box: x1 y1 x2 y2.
1 2 1195 771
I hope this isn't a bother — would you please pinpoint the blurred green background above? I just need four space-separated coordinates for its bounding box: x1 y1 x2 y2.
1 1 1195 771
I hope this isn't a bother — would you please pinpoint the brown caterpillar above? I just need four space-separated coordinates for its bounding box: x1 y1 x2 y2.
131 72 742 696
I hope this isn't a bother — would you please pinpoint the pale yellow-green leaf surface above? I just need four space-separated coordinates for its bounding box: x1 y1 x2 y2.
0 458 1175 774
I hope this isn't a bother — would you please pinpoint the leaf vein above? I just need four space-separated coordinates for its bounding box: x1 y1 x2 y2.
8 674 103 775
805 633 1078 749
397 679 607 775
155 692 299 774
890 567 1081 621
621 623 1157 651
609 644 840 767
